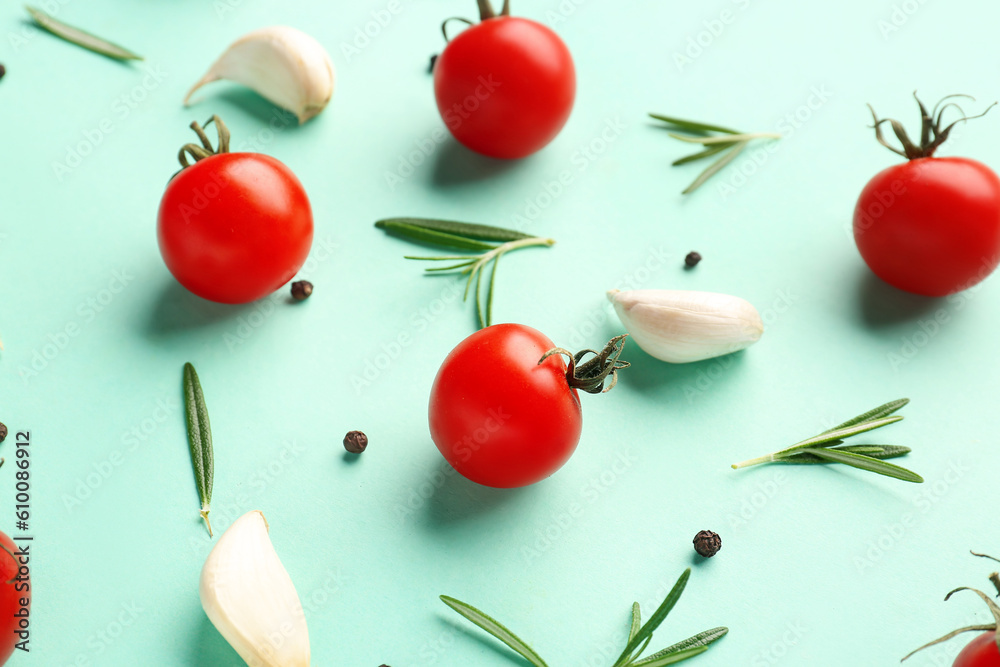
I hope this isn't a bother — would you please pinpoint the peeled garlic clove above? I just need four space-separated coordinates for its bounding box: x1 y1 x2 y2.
200 511 311 667
608 289 763 363
185 26 334 124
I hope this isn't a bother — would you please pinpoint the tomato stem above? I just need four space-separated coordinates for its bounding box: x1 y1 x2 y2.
868 92 996 159
177 115 232 169
539 334 630 394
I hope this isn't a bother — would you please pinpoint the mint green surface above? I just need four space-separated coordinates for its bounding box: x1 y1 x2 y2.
2 1 999 665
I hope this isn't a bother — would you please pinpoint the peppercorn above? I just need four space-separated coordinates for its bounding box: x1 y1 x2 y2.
343 430 368 454
693 530 721 558
429 54 438 73
0 65 6 81
0 422 6 443
684 251 702 268
290 280 313 301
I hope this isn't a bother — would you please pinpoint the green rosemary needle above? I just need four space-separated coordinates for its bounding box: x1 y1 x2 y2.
183 363 215 536
648 113 781 194
442 569 727 666
731 398 923 483
375 217 554 329
26 6 143 61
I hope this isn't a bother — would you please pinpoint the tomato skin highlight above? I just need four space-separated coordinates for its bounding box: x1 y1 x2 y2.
157 153 314 304
0 531 27 663
429 324 583 488
434 16 575 159
853 157 1000 296
954 631 1000 667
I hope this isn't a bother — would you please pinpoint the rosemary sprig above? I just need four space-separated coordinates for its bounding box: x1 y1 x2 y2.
648 113 780 194
26 6 143 61
731 399 923 483
375 217 554 328
183 363 214 537
442 569 727 666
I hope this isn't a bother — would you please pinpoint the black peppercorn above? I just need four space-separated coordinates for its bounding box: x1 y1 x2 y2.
693 530 721 558
0 65 6 81
684 251 702 268
0 422 6 443
344 430 368 454
429 54 438 73
290 280 313 301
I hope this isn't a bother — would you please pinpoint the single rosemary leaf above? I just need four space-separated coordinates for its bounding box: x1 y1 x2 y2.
183 363 215 536
634 627 729 663
424 260 477 272
474 266 485 329
777 415 903 457
799 447 923 483
376 217 531 242
26 6 143 61
782 444 911 464
668 132 778 145
649 113 740 135
672 143 735 166
682 142 747 195
614 569 691 667
440 596 548 667
822 398 910 434
630 645 709 667
485 256 499 327
628 602 642 643
378 220 497 252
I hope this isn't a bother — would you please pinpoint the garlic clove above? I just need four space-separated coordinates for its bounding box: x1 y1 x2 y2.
185 26 334 124
607 289 764 363
200 511 311 667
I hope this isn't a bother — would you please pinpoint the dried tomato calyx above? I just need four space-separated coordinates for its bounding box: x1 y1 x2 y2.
178 115 232 169
539 334 630 395
868 92 996 160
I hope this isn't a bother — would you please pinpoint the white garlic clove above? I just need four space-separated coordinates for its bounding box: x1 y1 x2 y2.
200 511 311 667
607 289 764 363
185 26 334 124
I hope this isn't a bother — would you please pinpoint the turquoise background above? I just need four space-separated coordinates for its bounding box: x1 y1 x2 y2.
2 0 999 664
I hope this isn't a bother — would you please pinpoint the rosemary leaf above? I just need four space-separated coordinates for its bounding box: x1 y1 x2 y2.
822 398 910 433
782 444 911 464
634 627 729 663
799 447 923 483
672 143 736 166
628 602 642 643
613 569 690 667
776 415 903 457
26 6 143 61
183 363 214 536
630 646 709 667
486 256 499 328
376 217 531 242
682 142 747 195
378 220 497 252
649 113 740 135
440 596 548 667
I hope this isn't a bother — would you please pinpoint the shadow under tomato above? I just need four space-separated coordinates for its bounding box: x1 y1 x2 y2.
430 138 522 187
855 270 944 328
419 457 539 529
143 279 266 339
190 611 243 666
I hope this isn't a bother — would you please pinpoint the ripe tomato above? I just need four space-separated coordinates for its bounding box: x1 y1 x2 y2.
954 632 1000 667
429 324 626 488
0 531 27 663
854 96 1000 296
433 3 575 159
158 117 313 304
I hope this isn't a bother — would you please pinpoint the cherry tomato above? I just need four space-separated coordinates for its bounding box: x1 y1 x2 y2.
0 531 28 663
433 9 575 159
954 632 1000 667
158 118 313 304
429 324 583 488
854 97 1000 296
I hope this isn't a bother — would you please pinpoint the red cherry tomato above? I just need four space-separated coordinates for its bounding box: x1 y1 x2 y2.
429 324 583 488
0 531 27 663
954 632 1000 667
158 120 313 304
434 13 575 159
854 97 1000 296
